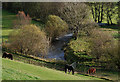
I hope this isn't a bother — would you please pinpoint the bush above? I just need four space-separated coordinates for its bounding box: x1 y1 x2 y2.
13 11 31 29
45 15 68 41
64 37 92 63
9 24 49 57
88 28 119 69
90 28 114 60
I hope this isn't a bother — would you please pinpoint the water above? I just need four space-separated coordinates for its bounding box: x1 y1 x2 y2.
47 33 73 60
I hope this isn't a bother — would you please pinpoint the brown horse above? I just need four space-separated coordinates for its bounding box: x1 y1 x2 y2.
2 52 13 60
87 68 96 74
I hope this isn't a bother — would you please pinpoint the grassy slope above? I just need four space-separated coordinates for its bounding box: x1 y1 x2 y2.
2 10 16 29
2 10 43 42
2 59 103 80
66 27 119 80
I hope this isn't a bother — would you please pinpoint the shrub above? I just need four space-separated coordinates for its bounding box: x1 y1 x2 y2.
9 24 49 57
45 15 68 41
89 28 117 61
13 11 31 29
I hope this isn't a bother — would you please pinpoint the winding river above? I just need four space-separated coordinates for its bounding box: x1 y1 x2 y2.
47 33 73 60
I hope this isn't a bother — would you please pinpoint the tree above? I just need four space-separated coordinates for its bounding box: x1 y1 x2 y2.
89 2 118 25
9 24 49 57
104 2 118 25
118 2 120 25
3 3 92 30
105 40 119 69
88 2 103 23
2 2 24 13
45 15 68 41
58 3 91 31
90 28 114 60
13 11 31 29
56 2 98 40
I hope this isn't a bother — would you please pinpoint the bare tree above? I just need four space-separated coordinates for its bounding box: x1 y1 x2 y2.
58 3 90 30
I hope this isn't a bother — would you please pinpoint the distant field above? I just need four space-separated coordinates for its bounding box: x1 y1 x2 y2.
2 28 13 42
2 59 103 80
2 10 44 42
2 10 16 29
2 10 43 28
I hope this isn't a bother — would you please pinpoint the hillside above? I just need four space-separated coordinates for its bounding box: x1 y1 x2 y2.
2 59 103 80
2 10 43 42
2 7 119 81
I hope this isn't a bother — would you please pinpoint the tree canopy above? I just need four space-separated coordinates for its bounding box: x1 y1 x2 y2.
45 15 68 41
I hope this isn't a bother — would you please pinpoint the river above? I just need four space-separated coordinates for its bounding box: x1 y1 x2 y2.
47 33 73 60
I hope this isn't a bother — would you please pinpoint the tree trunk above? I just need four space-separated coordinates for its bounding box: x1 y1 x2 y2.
98 4 101 23
107 10 110 25
20 46 23 54
94 3 97 22
20 48 23 54
91 5 95 19
109 15 113 25
100 3 104 23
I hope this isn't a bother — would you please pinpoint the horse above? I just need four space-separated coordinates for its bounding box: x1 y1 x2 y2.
87 68 96 74
2 52 13 60
65 64 74 75
65 62 76 75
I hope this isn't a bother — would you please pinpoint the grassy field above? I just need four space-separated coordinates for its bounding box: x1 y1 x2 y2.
1 49 118 81
2 10 16 29
2 58 104 80
2 28 13 42
2 9 119 81
2 10 44 42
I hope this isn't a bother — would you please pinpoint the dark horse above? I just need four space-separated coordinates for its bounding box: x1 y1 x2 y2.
2 52 13 60
65 64 74 75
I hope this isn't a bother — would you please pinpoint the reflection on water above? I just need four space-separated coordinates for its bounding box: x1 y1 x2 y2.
47 33 73 60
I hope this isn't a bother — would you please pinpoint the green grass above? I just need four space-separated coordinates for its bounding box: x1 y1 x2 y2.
2 10 44 42
99 28 119 40
2 59 103 80
94 69 119 81
69 37 90 52
2 10 43 29
2 10 16 29
113 33 120 38
2 28 13 42
2 51 118 81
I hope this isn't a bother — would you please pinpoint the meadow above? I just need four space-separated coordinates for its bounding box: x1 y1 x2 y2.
2 10 43 42
2 9 119 81
2 58 103 80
